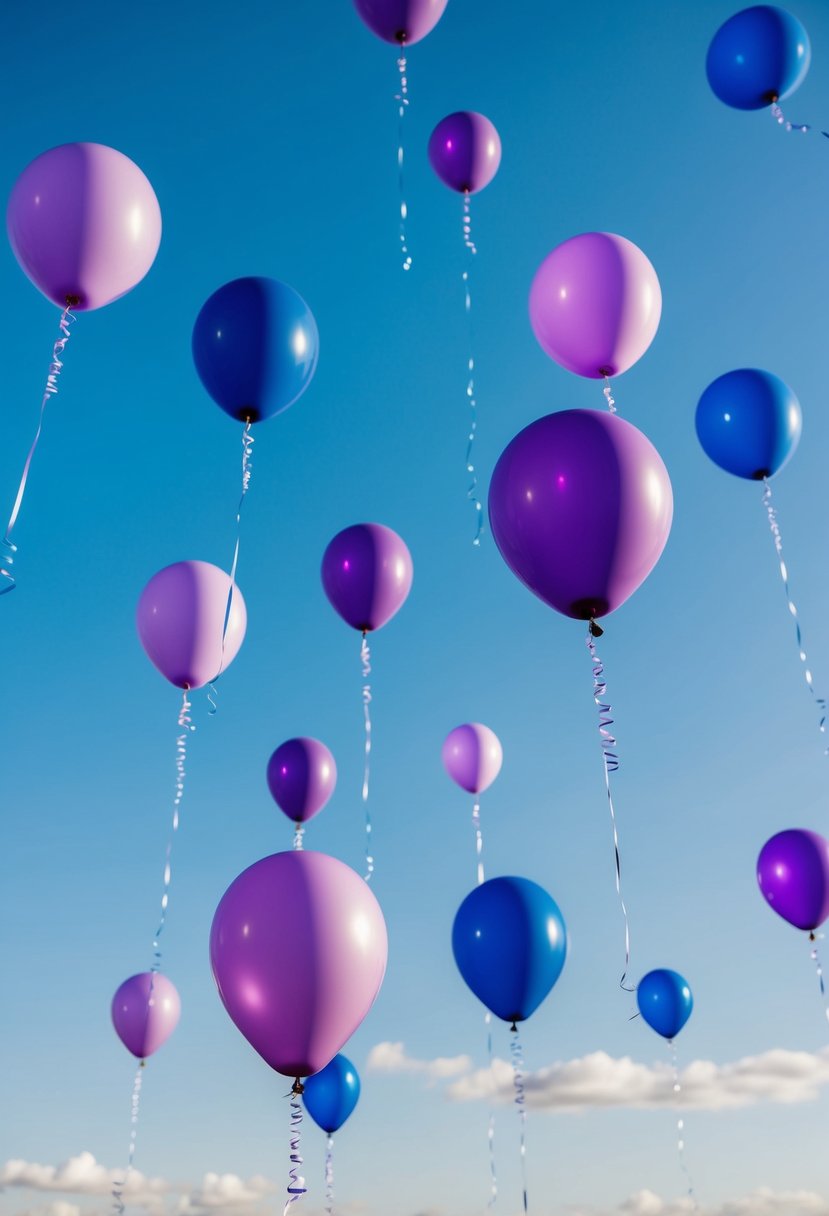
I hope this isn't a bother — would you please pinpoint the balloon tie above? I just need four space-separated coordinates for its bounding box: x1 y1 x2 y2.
485 1011 498 1207
1 305 75 596
361 633 374 881
293 823 305 851
808 932 829 1023
670 1040 698 1209
325 1134 334 1216
462 194 483 547
472 798 485 885
283 1085 307 1216
586 624 635 991
111 1062 144 1216
209 420 255 716
510 1025 529 1214
395 55 412 271
762 479 828 753
602 374 617 414
151 689 194 972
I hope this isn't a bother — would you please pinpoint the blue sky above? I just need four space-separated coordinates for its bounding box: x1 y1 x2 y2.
3 2 829 1215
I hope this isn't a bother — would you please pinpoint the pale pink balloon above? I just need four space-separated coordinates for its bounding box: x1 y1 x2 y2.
111 972 181 1060
442 723 503 794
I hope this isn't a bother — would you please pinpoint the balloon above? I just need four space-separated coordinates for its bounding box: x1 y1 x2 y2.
442 723 502 794
303 1053 361 1134
529 233 661 379
636 969 693 1041
706 6 810 110
352 0 449 45
266 737 337 824
452 876 567 1023
111 972 181 1060
488 410 673 621
695 368 801 481
321 523 413 632
7 142 161 311
757 828 829 931
428 112 501 194
210 850 388 1078
192 277 319 423
136 560 247 689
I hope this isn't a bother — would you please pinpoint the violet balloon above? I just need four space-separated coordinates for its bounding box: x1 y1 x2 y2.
136 560 247 689
321 523 413 633
529 233 662 379
266 737 337 824
7 143 161 311
428 112 501 194
353 0 448 45
757 829 829 932
111 972 181 1060
442 723 503 794
489 410 673 621
210 850 388 1078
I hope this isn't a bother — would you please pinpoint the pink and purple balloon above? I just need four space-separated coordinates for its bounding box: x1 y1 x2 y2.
136 560 247 689
442 723 503 794
111 972 181 1060
757 828 829 931
428 112 501 194
352 0 448 45
529 232 662 379
321 523 413 633
266 737 337 824
7 142 162 311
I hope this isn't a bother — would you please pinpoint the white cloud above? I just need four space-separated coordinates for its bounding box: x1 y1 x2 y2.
12 1203 82 1216
177 1173 273 1215
566 1188 829 1216
367 1041 472 1081
0 1152 167 1208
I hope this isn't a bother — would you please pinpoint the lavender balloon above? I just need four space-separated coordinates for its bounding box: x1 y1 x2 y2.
442 723 503 794
757 829 829 931
321 523 413 633
428 112 501 194
353 0 449 44
267 737 337 824
111 972 181 1060
489 410 673 620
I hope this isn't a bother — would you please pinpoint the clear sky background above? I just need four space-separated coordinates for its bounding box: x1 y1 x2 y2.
3 2 829 1215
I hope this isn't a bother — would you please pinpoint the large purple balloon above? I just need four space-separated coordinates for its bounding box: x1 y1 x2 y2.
489 410 673 621
321 523 413 633
111 972 181 1060
442 723 503 794
529 233 662 379
757 829 829 932
266 737 337 824
353 0 448 45
136 560 247 689
7 143 162 311
428 112 501 194
210 850 388 1078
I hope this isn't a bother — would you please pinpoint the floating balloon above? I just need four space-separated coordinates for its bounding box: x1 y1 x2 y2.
428 112 501 194
352 0 448 44
695 368 801 481
267 737 337 825
304 1054 361 1134
706 6 810 110
442 723 502 794
637 969 693 1041
210 850 388 1078
757 829 829 931
322 523 413 633
111 972 181 1060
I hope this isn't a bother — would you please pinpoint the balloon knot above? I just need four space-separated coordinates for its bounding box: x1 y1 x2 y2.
65 294 80 307
510 1020 518 1033
140 1059 146 1068
810 931 816 941
589 618 604 638
291 1077 305 1095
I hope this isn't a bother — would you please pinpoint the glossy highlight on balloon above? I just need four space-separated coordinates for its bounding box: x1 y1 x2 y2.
266 737 337 824
428 112 501 194
303 1053 361 1133
695 368 801 481
111 972 181 1060
706 5 810 110
442 722 502 794
321 523 413 632
636 969 693 1040
757 828 829 931
352 0 449 45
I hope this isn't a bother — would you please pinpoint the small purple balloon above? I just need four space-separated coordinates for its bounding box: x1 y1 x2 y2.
428 112 501 194
757 829 829 932
442 723 503 794
111 972 181 1060
266 737 337 824
353 0 449 45
321 523 413 633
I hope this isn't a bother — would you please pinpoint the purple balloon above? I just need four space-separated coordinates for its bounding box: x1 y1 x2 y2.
7 143 162 311
757 829 829 932
489 410 673 621
321 523 413 633
529 233 662 379
442 723 503 794
210 850 388 1078
111 972 181 1060
136 560 247 690
428 112 502 194
267 737 337 824
353 0 448 45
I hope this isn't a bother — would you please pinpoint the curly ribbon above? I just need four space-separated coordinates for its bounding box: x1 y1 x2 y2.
461 194 484 547
586 623 635 991
472 798 485 886
485 1011 498 1208
293 823 305 850
361 633 374 882
283 1081 307 1216
325 1134 334 1216
770 101 812 134
762 479 828 753
151 690 194 972
602 374 617 414
111 1061 144 1216
1 305 75 596
395 56 412 271
808 932 829 1024
509 1024 528 1214
670 1040 698 1209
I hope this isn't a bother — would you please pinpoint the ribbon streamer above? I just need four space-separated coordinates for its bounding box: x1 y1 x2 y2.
151 689 194 972
462 193 483 546
472 798 485 886
602 374 617 414
670 1041 698 1209
361 633 374 881
293 824 305 851
283 1083 307 1216
485 1011 498 1208
395 56 412 270
509 1025 528 1214
111 1062 144 1216
770 101 816 134
209 419 255 715
808 932 829 1024
325 1134 334 1216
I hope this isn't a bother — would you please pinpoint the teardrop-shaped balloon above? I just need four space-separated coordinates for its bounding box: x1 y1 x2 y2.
266 737 337 824
636 969 693 1041
695 368 801 480
428 112 501 194
706 5 810 111
757 829 829 931
304 1053 361 1134
111 972 181 1060
442 723 502 794
352 0 449 46
321 523 413 632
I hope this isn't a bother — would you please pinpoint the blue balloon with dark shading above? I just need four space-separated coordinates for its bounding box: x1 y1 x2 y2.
706 5 810 110
695 368 801 480
303 1054 361 1134
637 969 693 1040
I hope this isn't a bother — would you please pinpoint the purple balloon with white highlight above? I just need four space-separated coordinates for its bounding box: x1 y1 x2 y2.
321 523 413 633
352 0 449 45
111 972 181 1060
757 828 829 931
428 112 502 194
266 737 337 824
442 723 503 794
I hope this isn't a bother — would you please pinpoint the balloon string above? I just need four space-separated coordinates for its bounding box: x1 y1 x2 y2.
325 1134 334 1216
762 479 828 753
111 1062 144 1216
209 419 255 715
485 1011 498 1208
293 824 305 851
283 1084 307 1216
770 101 812 134
1 305 75 596
586 624 635 991
472 798 485 885
395 56 412 271
151 689 194 972
602 374 617 414
462 194 483 547
510 1025 528 1214
670 1040 698 1209
361 633 374 882
808 932 829 1024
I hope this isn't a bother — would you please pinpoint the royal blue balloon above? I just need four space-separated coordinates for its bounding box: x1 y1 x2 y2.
637 969 693 1040
452 876 567 1024
706 5 810 110
192 276 319 422
303 1053 361 1134
695 368 801 481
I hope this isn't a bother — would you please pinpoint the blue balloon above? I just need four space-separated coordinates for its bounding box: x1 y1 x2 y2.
192 276 319 423
706 5 810 111
637 969 693 1040
695 368 801 480
303 1054 361 1134
452 876 567 1024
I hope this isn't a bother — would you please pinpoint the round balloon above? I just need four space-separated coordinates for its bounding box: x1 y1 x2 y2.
353 0 448 45
488 410 673 621
452 876 567 1023
428 112 501 194
303 1053 361 1134
529 232 662 379
757 828 829 931
695 368 801 481
706 5 810 110
636 969 693 1041
442 723 502 794
266 737 337 824
192 277 319 423
111 972 181 1060
321 523 413 632
210 850 388 1078
7 142 161 310
136 560 247 689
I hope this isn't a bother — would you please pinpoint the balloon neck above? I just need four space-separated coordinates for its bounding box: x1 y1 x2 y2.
291 1077 305 1095
139 1059 147 1068
810 931 816 941
65 294 80 307
395 30 407 44
510 1020 518 1033
589 618 604 638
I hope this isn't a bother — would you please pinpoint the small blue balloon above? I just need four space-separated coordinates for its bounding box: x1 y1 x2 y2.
706 5 810 111
303 1054 361 1134
695 368 801 480
637 969 693 1040
192 276 319 422
452 876 567 1024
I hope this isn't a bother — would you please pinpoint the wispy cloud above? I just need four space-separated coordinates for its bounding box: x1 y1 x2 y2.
565 1187 829 1215
367 1041 472 1081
